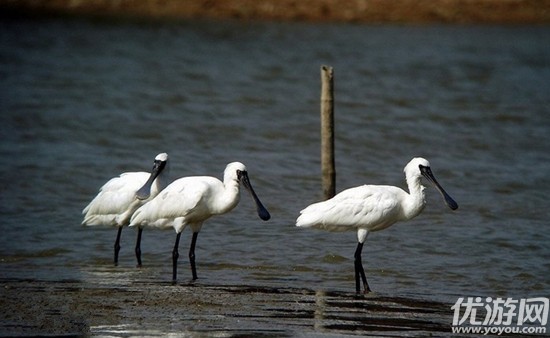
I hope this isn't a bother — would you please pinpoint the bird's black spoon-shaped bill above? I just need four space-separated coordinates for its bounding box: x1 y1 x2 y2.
419 165 459 210
238 170 271 221
135 159 166 200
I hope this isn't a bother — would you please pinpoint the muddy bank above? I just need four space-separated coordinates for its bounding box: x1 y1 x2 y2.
2 0 550 24
0 278 454 336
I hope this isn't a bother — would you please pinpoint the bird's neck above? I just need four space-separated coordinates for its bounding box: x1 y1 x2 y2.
403 176 427 220
216 177 240 214
151 166 170 196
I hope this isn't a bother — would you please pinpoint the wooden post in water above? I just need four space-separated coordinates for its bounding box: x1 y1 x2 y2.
320 65 335 200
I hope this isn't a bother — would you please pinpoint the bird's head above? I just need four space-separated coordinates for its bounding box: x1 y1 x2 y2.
135 152 169 200
225 161 270 221
404 157 458 210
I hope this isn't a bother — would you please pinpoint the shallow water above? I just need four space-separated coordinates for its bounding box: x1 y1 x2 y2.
1 15 549 315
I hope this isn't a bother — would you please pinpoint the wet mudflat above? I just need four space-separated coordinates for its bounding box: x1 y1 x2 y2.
0 278 453 337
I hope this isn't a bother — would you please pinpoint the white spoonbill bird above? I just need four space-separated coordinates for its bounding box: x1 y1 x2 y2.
82 153 170 266
296 157 458 294
129 161 271 283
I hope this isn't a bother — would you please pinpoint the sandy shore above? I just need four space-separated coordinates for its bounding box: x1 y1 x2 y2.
2 0 550 24
0 278 453 336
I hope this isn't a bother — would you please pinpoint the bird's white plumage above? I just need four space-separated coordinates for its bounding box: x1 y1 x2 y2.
296 184 408 232
130 162 244 234
296 157 434 235
82 153 170 227
82 172 154 226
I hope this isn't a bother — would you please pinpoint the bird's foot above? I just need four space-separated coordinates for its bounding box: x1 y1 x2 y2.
355 286 372 295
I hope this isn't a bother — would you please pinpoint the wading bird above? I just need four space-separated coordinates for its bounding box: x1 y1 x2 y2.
129 161 270 283
296 157 458 294
82 153 170 266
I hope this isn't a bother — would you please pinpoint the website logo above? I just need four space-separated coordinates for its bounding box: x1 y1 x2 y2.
451 297 548 335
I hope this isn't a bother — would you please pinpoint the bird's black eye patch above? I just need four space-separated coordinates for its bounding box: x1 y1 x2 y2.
418 165 432 177
154 159 167 170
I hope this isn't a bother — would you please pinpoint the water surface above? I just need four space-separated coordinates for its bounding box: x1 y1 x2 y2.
1 17 549 310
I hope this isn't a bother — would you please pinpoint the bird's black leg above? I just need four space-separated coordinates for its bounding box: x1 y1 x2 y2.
172 232 182 284
354 242 371 294
114 227 122 266
189 232 199 280
135 227 143 268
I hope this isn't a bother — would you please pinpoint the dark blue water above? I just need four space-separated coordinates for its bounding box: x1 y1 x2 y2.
1 17 549 305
